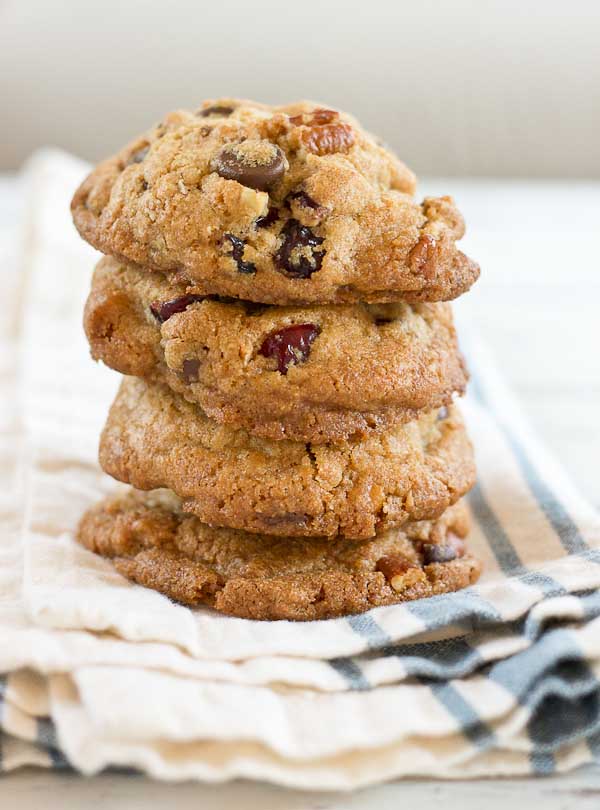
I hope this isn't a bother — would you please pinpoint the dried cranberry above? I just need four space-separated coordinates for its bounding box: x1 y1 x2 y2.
150 294 205 323
223 234 256 274
275 220 324 278
259 323 320 374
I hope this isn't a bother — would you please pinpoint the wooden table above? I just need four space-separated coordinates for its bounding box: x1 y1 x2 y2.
1 176 598 806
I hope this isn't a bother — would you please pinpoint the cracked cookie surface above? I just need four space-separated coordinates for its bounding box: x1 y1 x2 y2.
85 257 468 443
99 378 475 539
72 99 479 305
77 489 481 620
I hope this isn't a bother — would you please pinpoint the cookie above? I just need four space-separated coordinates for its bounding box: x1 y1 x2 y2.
99 378 475 539
77 489 481 620
72 99 479 305
84 257 468 443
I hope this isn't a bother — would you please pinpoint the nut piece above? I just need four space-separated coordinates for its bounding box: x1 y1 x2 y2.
408 234 438 279
289 109 356 155
300 123 355 155
375 555 426 592
289 108 339 126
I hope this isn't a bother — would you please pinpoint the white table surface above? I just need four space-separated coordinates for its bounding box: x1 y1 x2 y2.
1 174 599 806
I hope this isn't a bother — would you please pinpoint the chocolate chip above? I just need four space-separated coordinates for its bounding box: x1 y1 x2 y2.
223 234 256 274
275 220 324 278
260 513 309 528
259 323 320 374
198 105 234 117
213 141 286 191
209 296 267 316
182 358 200 383
127 146 149 165
422 544 456 564
209 295 240 305
287 191 320 210
255 207 279 229
422 533 465 564
240 301 268 316
150 294 205 324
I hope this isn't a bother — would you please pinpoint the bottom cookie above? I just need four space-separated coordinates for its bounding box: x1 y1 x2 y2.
77 489 482 621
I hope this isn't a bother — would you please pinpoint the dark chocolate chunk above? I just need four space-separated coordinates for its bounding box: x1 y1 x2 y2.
287 190 320 210
182 358 200 383
213 141 286 191
198 105 234 117
255 207 279 229
127 146 149 165
275 220 324 278
422 534 465 564
223 234 256 274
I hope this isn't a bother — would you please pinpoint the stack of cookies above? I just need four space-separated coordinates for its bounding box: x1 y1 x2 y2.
71 99 481 620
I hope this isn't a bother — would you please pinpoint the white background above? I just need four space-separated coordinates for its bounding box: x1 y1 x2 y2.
2 0 599 176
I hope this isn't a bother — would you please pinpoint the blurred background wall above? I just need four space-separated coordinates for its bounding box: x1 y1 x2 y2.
1 0 598 176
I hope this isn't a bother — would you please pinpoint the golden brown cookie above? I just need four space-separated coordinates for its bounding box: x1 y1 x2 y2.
84 257 468 443
72 99 479 305
77 489 481 620
99 378 475 539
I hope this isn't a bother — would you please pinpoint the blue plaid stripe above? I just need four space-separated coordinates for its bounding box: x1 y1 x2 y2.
328 658 371 690
343 609 498 746
425 680 495 750
466 349 600 766
467 345 598 561
324 347 600 768
0 674 70 773
468 483 566 596
3 342 600 774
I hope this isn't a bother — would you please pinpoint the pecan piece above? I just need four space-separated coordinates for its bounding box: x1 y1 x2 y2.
375 555 426 592
408 233 438 280
300 122 355 155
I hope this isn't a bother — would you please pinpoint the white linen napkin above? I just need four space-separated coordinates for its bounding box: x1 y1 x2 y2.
1 149 599 787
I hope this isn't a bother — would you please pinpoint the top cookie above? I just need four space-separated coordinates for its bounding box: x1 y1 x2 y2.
72 99 479 305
